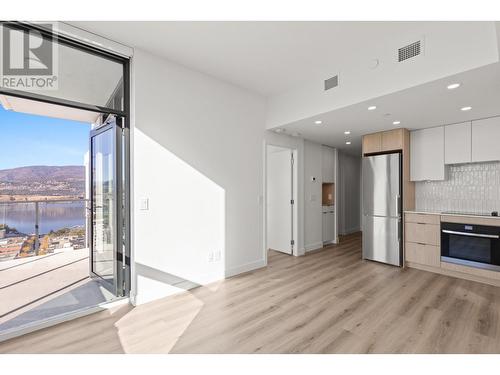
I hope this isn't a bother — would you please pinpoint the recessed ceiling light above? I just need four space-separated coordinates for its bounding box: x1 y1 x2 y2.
314 120 322 125
393 121 401 125
447 83 461 90
274 128 286 133
345 141 351 145
461 106 472 111
344 131 351 135
368 106 377 111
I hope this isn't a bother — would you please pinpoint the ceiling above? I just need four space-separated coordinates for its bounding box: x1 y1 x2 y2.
70 21 498 97
279 62 500 155
70 21 500 156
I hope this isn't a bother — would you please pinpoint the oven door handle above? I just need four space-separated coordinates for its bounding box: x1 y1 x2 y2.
442 229 499 239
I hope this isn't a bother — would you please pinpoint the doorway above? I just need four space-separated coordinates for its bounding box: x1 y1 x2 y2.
0 98 129 336
0 22 130 338
266 145 298 255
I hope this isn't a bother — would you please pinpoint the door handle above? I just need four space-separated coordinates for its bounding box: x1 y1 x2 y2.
442 230 499 239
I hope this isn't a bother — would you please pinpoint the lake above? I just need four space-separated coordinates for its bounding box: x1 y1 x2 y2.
0 201 86 235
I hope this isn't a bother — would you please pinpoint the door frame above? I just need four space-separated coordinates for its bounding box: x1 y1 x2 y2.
264 143 299 260
0 21 131 297
0 21 131 342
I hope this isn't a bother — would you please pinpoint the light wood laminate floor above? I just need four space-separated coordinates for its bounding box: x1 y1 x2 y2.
1 232 500 354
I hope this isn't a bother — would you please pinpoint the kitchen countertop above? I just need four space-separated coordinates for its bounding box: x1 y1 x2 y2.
404 209 500 219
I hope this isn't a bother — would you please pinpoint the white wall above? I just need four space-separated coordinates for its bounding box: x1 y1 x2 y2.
338 152 362 235
303 140 323 251
131 48 266 304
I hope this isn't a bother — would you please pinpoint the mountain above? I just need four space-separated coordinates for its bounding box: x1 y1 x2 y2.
0 166 85 198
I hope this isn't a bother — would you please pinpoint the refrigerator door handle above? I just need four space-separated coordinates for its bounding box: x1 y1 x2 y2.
398 217 401 241
396 195 401 215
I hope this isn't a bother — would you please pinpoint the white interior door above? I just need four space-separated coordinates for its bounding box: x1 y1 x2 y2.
267 147 293 254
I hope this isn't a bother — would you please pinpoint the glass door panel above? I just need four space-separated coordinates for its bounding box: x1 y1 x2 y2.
89 119 125 295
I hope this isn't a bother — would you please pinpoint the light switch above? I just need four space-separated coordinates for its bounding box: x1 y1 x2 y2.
140 197 149 210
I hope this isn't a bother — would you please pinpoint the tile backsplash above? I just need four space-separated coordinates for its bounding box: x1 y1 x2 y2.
415 161 500 213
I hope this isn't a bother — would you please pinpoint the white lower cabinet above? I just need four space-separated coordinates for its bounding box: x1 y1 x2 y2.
322 207 335 243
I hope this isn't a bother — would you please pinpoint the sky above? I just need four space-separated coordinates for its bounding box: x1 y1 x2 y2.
0 105 91 170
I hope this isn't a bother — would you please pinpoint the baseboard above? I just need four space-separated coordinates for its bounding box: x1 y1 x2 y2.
341 227 361 235
225 258 266 278
305 242 324 252
406 261 500 287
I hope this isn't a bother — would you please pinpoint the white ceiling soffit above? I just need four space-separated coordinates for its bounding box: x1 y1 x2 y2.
267 22 499 129
280 62 500 156
0 95 100 123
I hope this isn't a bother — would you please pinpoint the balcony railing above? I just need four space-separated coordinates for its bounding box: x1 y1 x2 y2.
0 199 89 261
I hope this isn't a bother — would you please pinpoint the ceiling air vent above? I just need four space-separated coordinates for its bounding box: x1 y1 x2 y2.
398 40 422 62
324 75 339 91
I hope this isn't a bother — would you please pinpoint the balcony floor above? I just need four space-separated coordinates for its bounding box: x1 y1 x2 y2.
0 249 116 333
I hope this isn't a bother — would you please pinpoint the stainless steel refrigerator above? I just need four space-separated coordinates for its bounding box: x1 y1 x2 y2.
362 153 402 266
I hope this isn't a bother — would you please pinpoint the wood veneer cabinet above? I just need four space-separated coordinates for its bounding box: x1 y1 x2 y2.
362 128 414 211
362 132 382 154
381 129 404 152
404 212 500 287
362 129 404 154
404 212 440 268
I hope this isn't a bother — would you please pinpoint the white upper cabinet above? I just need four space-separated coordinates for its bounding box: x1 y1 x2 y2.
410 126 445 181
472 117 500 163
322 146 335 183
445 122 471 164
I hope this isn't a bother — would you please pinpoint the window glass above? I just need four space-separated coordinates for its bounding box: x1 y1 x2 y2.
0 23 125 112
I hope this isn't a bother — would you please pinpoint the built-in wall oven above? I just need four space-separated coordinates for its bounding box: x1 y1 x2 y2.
441 221 500 271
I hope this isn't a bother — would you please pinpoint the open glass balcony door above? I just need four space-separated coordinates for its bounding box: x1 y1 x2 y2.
89 117 127 297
